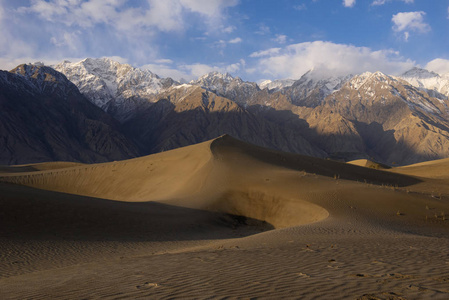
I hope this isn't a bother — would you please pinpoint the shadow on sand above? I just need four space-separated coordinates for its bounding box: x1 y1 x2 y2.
0 183 274 242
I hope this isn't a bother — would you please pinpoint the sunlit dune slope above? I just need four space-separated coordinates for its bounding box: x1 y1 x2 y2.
0 135 444 230
392 157 449 179
0 162 84 173
347 159 391 170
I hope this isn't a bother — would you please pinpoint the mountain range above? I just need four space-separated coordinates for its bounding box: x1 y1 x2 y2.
2 57 449 165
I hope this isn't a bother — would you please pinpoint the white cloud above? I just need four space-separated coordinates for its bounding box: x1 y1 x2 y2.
222 25 236 33
249 48 281 58
255 25 270 35
403 31 410 41
50 31 81 51
18 0 239 33
293 4 306 11
155 58 174 64
343 0 356 8
272 34 287 44
392 11 430 32
250 41 415 79
0 56 86 71
425 58 449 75
392 11 430 41
228 37 242 44
0 0 240 71
179 0 239 19
372 0 413 5
447 6 449 19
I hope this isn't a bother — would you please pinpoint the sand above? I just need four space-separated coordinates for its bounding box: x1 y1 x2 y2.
1 135 448 299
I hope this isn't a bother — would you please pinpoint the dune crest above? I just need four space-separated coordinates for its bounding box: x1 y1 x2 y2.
0 135 330 228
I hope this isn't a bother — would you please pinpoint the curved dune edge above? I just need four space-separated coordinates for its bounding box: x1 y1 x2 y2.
0 135 330 229
208 189 329 228
5 134 446 230
391 157 449 179
347 159 391 170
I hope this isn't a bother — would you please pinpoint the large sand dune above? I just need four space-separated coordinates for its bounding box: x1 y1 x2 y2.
1 135 448 299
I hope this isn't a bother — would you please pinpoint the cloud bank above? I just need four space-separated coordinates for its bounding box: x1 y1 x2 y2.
0 0 239 70
249 41 415 79
426 59 449 76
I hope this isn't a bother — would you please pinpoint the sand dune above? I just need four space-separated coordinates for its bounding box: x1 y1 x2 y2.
0 162 84 173
392 157 449 179
347 159 391 170
1 135 448 299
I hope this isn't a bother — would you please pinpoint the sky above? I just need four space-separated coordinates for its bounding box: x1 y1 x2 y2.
0 0 448 82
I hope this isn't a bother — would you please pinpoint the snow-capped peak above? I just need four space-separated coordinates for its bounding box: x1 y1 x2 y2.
399 67 449 98
190 71 259 105
10 63 78 97
347 71 397 90
401 67 439 80
191 71 242 87
287 70 353 106
196 71 235 82
54 58 179 120
259 79 295 91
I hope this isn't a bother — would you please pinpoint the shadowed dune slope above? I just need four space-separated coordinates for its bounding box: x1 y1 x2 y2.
1 135 449 300
0 135 429 229
0 136 326 228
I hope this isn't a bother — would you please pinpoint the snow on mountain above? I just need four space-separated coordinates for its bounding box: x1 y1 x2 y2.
1 63 141 164
10 63 80 98
399 67 449 99
190 71 260 105
54 58 179 121
287 70 353 106
259 79 295 91
341 71 447 117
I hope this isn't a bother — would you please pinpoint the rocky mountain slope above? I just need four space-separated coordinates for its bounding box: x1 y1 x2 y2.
317 71 449 164
4 58 449 166
259 79 295 91
399 67 449 99
0 63 140 164
122 85 324 157
54 58 178 121
189 72 260 106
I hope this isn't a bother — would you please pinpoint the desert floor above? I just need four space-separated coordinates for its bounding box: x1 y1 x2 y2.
1 135 448 299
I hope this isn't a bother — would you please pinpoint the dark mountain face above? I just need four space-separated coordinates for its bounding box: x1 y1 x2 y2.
122 87 324 158
0 64 140 164
3 60 449 166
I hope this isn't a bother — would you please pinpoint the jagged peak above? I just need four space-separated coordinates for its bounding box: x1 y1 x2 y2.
11 63 69 82
8 63 80 97
353 71 393 81
346 71 397 90
401 67 440 79
195 71 236 82
259 78 295 90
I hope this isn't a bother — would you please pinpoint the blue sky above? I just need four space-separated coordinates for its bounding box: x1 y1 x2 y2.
0 0 448 82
